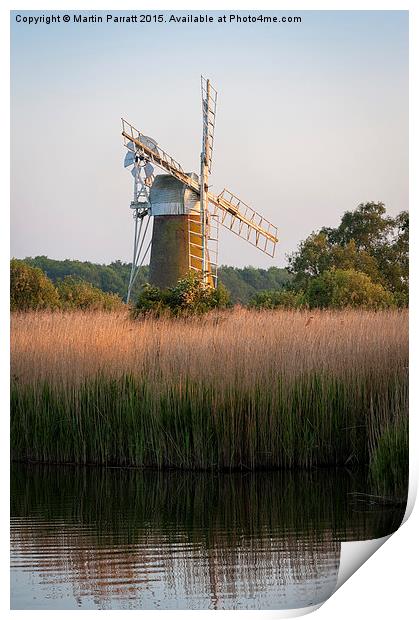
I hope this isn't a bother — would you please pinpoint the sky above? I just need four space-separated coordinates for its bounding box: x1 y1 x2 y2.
10 10 408 269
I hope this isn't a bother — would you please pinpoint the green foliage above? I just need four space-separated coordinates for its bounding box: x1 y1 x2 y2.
306 269 395 309
11 369 407 480
11 308 408 493
288 203 408 304
134 284 171 317
168 273 230 315
218 265 292 304
23 256 148 301
369 418 408 498
134 272 230 317
10 261 124 312
21 257 290 305
56 276 124 311
10 259 60 311
249 289 307 309
326 201 392 250
16 202 408 310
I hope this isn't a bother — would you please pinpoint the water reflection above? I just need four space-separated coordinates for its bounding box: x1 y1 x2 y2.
10 465 405 610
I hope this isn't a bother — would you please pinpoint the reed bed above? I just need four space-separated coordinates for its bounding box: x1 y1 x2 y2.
10 309 408 493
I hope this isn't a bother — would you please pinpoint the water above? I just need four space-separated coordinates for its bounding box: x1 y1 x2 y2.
10 464 405 610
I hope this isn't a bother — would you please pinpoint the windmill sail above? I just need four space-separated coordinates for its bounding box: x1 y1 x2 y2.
201 76 217 173
209 189 278 257
122 118 188 183
122 118 279 258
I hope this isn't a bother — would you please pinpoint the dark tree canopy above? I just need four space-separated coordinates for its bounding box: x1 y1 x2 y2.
10 259 60 311
20 257 291 305
306 269 395 310
287 203 408 304
11 261 124 312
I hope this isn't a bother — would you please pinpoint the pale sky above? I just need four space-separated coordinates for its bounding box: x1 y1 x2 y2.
10 10 408 268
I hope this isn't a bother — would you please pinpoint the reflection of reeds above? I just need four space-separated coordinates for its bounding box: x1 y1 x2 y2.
11 310 408 491
11 465 405 545
11 465 404 610
11 522 339 610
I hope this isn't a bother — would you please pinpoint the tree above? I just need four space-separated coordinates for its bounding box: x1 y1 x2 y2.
377 210 409 303
288 203 408 303
329 240 383 284
287 232 332 286
56 276 124 311
306 269 395 309
10 259 60 311
249 289 306 309
20 257 292 305
218 265 291 303
23 256 149 301
325 202 393 252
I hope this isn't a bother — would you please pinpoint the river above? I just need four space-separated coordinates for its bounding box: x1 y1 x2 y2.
10 464 405 610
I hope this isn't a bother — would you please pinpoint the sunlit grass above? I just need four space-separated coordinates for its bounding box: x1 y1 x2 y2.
10 309 408 495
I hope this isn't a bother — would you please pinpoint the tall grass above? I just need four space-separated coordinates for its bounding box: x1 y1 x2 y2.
11 309 408 494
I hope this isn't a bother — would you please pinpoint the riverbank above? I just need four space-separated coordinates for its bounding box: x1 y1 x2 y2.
11 309 408 496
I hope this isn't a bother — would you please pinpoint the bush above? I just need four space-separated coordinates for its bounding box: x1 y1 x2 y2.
134 284 171 318
11 259 60 311
393 289 409 308
56 276 124 311
306 269 395 309
249 289 307 309
134 272 230 317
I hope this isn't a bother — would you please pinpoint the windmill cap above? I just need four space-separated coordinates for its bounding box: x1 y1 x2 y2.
149 174 200 216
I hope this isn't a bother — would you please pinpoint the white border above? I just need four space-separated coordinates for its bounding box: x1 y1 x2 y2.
3 2 417 619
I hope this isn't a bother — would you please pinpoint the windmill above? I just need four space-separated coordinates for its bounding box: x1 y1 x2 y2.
122 76 279 302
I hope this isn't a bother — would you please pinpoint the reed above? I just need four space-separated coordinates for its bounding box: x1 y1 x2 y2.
11 309 408 494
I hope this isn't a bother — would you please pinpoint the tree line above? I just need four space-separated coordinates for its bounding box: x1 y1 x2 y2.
10 261 124 312
18 257 291 305
11 202 408 311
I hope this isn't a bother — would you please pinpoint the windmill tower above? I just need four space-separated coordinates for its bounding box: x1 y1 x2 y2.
122 77 279 302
